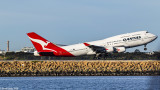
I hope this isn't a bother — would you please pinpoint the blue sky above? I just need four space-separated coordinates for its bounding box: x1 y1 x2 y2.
0 0 160 52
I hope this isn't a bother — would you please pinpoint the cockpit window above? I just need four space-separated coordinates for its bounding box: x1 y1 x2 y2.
146 31 149 33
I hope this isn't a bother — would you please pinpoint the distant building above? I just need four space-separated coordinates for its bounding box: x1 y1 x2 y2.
0 50 5 54
21 47 35 53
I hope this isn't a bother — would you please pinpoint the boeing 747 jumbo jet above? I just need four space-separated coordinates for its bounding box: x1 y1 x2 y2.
27 31 157 58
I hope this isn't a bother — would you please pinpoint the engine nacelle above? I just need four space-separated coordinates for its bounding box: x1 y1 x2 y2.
115 47 126 53
106 47 115 53
106 47 126 53
34 51 40 56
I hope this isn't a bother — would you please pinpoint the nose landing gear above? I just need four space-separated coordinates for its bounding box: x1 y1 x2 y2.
144 45 147 51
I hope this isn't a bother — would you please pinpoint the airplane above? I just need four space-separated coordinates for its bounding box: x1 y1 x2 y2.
27 31 157 58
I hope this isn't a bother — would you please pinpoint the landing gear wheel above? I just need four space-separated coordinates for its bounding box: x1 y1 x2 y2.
144 48 147 51
144 44 147 51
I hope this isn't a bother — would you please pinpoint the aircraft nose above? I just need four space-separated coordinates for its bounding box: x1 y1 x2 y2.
150 33 158 40
155 35 158 39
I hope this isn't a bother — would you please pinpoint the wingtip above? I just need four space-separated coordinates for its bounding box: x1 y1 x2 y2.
84 43 90 46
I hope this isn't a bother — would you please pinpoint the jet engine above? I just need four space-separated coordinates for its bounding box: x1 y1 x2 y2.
106 47 126 53
115 47 126 53
106 47 115 53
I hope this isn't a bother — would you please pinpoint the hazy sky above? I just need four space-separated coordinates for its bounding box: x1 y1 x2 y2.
0 0 160 52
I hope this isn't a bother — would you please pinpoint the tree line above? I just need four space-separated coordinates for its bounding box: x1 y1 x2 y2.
0 51 160 60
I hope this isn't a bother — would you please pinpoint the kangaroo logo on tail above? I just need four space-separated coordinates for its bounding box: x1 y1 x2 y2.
27 32 58 52
27 32 74 57
28 37 57 52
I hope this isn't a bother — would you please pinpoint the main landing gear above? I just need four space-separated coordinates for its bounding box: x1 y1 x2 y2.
94 53 108 60
144 45 147 51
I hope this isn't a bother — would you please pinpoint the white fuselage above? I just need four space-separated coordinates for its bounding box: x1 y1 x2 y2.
61 31 157 56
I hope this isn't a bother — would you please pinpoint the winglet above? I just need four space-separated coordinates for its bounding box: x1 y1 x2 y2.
84 43 90 46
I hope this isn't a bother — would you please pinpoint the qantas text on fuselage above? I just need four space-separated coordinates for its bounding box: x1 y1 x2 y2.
27 31 157 57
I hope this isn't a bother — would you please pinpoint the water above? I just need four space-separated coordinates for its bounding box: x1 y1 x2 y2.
0 76 159 90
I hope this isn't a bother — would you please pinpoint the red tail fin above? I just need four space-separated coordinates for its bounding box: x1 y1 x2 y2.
27 32 74 56
27 32 59 52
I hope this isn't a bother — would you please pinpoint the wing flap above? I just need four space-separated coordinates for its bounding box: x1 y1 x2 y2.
83 43 106 53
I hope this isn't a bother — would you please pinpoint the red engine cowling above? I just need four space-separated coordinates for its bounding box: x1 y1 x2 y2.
106 47 114 53
115 47 126 53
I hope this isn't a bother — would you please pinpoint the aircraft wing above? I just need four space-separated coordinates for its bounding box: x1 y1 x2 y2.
83 43 106 53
